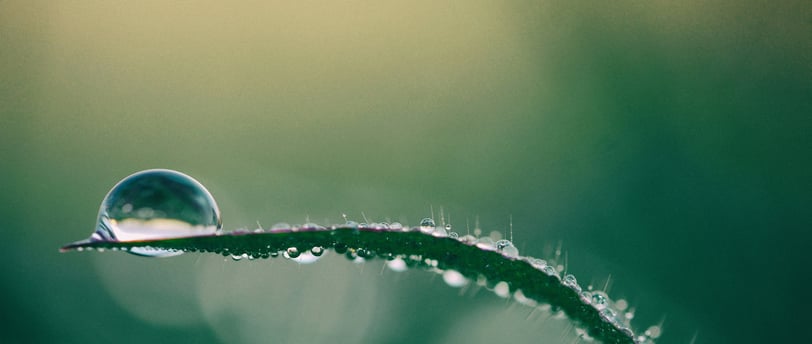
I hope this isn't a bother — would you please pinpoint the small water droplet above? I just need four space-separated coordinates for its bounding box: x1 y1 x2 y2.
475 237 495 250
311 246 324 256
356 248 375 259
334 243 348 254
270 222 291 232
389 222 404 231
90 169 221 257
493 281 510 298
419 218 436 234
591 291 609 310
291 251 322 264
458 234 477 244
527 258 547 270
495 239 519 257
562 274 581 292
542 265 559 278
387 257 407 272
284 247 300 259
442 270 469 288
432 225 448 237
448 232 459 239
301 223 324 230
444 223 452 231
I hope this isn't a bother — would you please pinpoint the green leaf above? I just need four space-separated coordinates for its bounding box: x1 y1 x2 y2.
62 227 638 344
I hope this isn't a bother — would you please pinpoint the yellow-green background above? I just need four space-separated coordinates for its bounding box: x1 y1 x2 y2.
1 1 809 343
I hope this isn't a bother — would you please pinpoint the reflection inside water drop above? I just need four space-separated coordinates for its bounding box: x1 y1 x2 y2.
92 169 222 257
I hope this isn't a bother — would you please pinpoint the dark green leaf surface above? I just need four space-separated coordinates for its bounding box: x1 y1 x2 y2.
62 227 636 344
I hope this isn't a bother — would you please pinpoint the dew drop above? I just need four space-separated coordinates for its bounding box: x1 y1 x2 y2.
419 218 436 234
270 222 291 232
591 291 609 310
389 222 404 231
386 257 408 272
91 169 221 257
495 239 519 257
301 223 324 230
562 274 581 292
542 265 559 278
493 281 510 298
442 270 469 288
311 246 324 256
291 251 322 264
432 225 448 237
458 234 477 245
284 247 300 259
475 237 496 250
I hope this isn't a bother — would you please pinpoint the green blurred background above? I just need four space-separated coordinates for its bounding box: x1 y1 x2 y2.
1 1 809 343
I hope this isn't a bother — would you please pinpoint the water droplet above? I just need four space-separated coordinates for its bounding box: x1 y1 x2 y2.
562 274 581 292
301 223 324 230
542 265 559 278
475 237 495 250
291 251 322 264
442 270 469 288
270 223 291 232
387 257 407 272
356 248 375 259
458 234 477 245
419 218 436 234
432 225 448 237
284 247 300 259
91 169 221 257
448 232 459 239
389 222 404 231
493 281 510 298
591 291 609 310
495 239 519 257
444 223 452 231
526 257 547 270
333 243 348 254
310 246 324 256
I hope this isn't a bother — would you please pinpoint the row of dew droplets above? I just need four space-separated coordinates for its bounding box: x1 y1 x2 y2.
68 170 652 343
429 217 652 344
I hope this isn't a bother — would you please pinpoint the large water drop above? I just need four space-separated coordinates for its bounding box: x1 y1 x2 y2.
92 169 221 257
